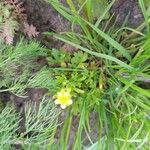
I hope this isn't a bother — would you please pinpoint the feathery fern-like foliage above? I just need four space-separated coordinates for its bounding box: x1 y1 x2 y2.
0 105 19 149
0 1 39 44
0 97 58 149
0 39 46 95
0 2 19 44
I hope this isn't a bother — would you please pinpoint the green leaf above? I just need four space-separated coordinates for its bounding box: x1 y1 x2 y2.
71 51 88 68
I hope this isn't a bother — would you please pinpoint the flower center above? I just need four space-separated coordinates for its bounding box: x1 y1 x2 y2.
58 92 70 104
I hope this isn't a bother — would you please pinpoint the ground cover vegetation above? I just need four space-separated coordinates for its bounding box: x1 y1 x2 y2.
0 0 150 149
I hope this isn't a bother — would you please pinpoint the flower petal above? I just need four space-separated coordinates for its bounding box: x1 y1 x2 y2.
55 99 60 104
64 92 69 96
54 88 73 109
61 104 66 109
67 99 73 105
57 92 62 97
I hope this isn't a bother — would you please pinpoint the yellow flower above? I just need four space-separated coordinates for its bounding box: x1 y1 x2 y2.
54 88 72 109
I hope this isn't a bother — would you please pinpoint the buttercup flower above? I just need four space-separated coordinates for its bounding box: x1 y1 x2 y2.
54 88 72 109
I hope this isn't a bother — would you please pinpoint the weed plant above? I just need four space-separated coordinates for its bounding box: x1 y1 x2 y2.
43 0 150 149
0 0 150 149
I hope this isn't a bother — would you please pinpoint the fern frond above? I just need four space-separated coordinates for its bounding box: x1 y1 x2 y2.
0 2 19 44
0 1 39 43
23 22 39 38
1 0 27 22
1 17 19 44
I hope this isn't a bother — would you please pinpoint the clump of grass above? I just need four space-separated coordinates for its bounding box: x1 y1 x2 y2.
43 0 150 149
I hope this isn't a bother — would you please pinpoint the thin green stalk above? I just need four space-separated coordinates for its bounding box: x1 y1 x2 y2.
66 0 77 13
139 0 150 34
60 111 72 150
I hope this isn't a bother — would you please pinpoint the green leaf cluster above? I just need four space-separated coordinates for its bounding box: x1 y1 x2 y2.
0 97 58 149
0 39 46 95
